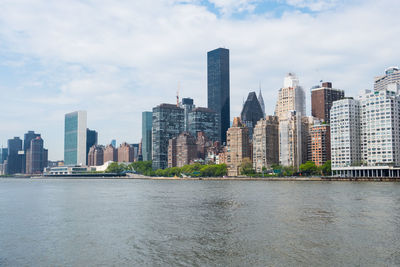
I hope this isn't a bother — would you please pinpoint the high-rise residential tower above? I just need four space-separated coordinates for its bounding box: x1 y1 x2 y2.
330 98 361 169
311 82 344 123
275 73 306 119
64 110 87 166
252 116 279 173
226 117 251 176
309 123 331 166
142 111 153 162
374 67 400 91
152 104 184 170
207 47 230 144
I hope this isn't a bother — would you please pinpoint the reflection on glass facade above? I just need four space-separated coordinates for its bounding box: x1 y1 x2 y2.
64 111 87 166
142 111 152 161
152 104 184 170
207 48 230 144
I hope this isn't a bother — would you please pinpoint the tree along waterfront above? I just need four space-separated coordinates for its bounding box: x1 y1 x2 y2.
105 160 331 178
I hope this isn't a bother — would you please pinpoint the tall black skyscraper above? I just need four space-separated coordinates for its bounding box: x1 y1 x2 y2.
240 91 264 139
6 137 23 174
207 47 230 144
86 128 98 165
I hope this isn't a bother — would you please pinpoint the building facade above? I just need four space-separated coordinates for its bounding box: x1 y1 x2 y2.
310 124 331 166
226 117 251 176
258 89 266 117
64 111 87 166
278 111 309 170
374 67 400 91
104 144 118 162
88 145 104 166
152 104 185 170
207 47 230 144
142 111 152 161
168 132 198 168
188 107 219 142
252 116 279 173
6 137 23 174
26 136 47 174
275 73 306 119
240 91 264 139
86 128 98 164
330 98 361 169
359 88 400 166
311 82 344 123
118 142 134 163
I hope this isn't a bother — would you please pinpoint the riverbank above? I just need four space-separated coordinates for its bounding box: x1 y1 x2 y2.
8 174 400 181
127 174 400 182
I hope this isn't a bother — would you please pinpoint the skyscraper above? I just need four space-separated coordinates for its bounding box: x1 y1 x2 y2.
0 148 8 164
240 91 264 139
6 137 23 174
258 88 266 117
275 73 306 119
207 47 230 144
310 123 331 166
86 128 98 164
374 67 400 91
181 98 195 132
188 107 219 142
226 117 251 176
26 136 46 174
311 82 344 123
142 111 153 161
152 103 184 170
64 111 87 166
23 131 41 173
330 98 361 169
252 116 279 173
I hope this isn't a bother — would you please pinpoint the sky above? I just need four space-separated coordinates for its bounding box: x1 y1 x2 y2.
0 0 399 160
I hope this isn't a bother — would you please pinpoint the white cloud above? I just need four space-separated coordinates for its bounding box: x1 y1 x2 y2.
283 0 343 11
0 0 399 159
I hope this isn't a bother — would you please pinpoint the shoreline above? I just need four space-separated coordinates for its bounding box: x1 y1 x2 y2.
20 174 400 182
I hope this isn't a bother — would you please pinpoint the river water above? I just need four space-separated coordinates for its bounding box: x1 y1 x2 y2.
0 178 400 266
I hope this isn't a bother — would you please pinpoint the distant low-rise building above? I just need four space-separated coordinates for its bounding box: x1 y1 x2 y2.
88 145 105 166
104 144 118 162
118 142 134 163
168 132 198 168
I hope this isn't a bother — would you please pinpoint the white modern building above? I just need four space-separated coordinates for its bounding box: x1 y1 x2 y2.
64 110 87 166
331 70 400 177
359 87 400 166
330 98 361 169
374 66 400 91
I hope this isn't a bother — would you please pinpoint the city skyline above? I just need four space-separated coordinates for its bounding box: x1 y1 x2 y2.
0 0 399 160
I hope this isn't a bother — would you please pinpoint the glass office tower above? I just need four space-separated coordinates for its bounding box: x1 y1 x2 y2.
207 48 230 144
64 111 87 166
142 111 153 162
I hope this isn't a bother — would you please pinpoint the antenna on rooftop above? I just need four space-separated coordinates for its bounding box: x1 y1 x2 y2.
176 82 180 107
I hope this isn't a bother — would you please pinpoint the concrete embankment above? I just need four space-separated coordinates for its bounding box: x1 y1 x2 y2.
127 174 400 182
